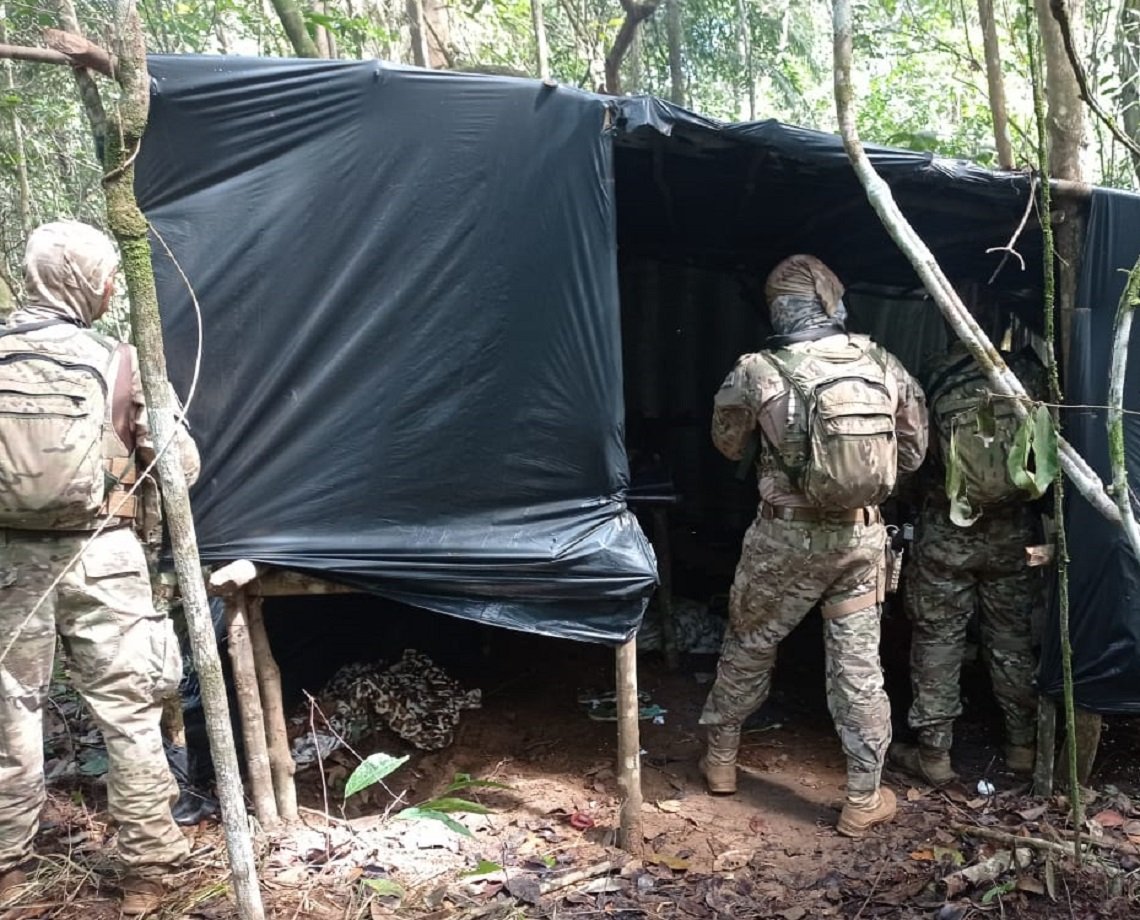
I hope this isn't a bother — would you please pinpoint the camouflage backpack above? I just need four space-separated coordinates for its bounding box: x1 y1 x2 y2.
767 335 899 509
928 355 1029 526
0 322 132 529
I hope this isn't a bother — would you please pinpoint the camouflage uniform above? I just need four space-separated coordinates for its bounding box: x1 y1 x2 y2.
701 324 928 800
0 222 199 879
905 343 1046 754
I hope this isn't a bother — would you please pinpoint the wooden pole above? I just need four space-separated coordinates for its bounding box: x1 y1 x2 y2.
615 638 644 854
224 592 280 829
246 596 299 823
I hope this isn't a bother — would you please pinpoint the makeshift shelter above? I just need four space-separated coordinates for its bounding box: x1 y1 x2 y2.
136 56 1140 727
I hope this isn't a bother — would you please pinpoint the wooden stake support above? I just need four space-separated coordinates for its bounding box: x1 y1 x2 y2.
1057 707 1103 787
650 507 678 670
1034 695 1056 796
246 596 299 822
224 591 280 829
615 637 644 854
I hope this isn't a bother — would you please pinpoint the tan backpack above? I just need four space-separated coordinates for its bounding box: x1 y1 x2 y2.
0 322 133 530
766 336 899 509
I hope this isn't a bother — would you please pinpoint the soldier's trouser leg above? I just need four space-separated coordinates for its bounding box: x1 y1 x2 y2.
0 532 58 872
824 606 891 798
978 567 1037 748
905 535 976 753
58 528 189 875
699 518 824 765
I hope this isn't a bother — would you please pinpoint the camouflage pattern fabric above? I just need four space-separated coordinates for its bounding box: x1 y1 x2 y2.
0 527 189 875
700 516 892 796
904 505 1038 752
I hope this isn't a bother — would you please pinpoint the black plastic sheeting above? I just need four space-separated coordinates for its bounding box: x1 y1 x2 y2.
1039 188 1140 713
137 55 657 644
137 57 1140 690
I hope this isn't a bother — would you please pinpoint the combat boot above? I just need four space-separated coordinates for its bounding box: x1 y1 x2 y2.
700 725 740 794
120 875 167 916
837 787 897 837
1004 743 1036 775
889 742 958 787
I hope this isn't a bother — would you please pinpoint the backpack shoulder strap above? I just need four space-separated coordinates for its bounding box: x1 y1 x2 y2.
0 319 69 339
926 354 976 404
105 343 135 451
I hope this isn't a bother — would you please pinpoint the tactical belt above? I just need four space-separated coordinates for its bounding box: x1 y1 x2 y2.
821 590 878 619
759 501 881 526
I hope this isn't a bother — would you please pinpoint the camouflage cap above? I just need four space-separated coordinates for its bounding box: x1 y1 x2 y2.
765 255 845 316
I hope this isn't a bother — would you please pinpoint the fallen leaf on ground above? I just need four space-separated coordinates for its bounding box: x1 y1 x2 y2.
748 815 767 834
646 853 691 872
1092 809 1125 828
909 849 935 862
1016 874 1045 895
779 908 807 920
569 813 595 830
906 787 924 802
933 846 964 866
1123 820 1140 836
1016 804 1048 822
656 799 682 814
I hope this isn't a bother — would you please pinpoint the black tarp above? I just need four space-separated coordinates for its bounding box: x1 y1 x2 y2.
138 57 1140 702
137 56 657 644
1039 188 1140 713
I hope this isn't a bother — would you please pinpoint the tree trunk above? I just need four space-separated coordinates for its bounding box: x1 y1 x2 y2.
88 3 267 916
269 0 321 57
1118 0 1140 184
1035 0 1084 372
604 0 660 95
423 0 451 68
666 0 683 104
406 0 430 67
977 0 1014 169
736 0 754 120
0 5 32 233
531 0 550 78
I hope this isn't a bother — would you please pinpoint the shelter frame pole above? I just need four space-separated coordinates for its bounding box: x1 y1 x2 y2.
246 595 299 822
615 637 644 854
224 590 280 829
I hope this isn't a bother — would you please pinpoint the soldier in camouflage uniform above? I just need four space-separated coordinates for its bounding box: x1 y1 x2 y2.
892 336 1047 785
0 222 200 915
700 255 928 837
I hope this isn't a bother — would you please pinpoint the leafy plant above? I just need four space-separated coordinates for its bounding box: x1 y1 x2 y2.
343 753 508 839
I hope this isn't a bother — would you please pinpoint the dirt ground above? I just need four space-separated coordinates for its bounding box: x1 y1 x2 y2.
6 621 1140 920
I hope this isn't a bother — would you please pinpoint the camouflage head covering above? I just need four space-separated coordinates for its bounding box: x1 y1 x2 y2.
19 220 119 328
765 254 847 337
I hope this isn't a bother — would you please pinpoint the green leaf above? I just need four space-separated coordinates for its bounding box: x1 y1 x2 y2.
418 796 491 815
344 753 409 800
460 860 504 877
397 807 474 837
446 773 512 793
1007 405 1058 499
981 879 1017 904
363 878 404 900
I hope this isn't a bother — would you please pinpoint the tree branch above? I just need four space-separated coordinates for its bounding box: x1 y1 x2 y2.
1108 257 1140 561
603 0 660 94
43 27 117 77
830 0 1122 525
1049 0 1140 160
268 0 321 58
0 42 72 68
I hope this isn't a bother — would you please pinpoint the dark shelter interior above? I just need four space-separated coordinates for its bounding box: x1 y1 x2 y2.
135 57 1140 743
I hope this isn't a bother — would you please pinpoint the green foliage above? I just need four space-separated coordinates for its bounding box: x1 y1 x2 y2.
343 753 410 800
1007 403 1060 500
342 757 506 839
